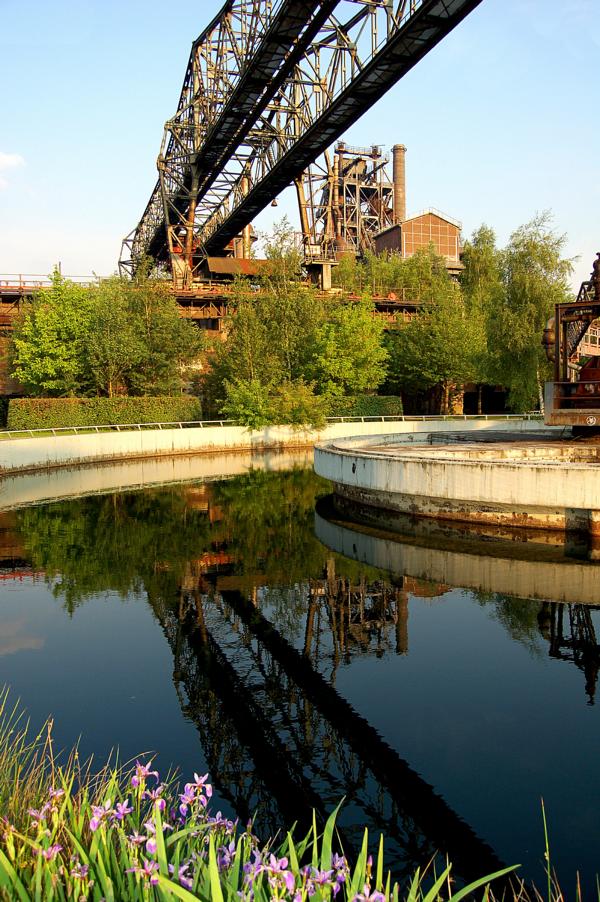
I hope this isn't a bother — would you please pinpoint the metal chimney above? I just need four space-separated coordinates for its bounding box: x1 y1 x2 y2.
392 144 406 224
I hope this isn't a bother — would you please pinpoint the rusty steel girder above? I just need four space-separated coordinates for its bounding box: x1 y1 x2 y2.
120 0 483 285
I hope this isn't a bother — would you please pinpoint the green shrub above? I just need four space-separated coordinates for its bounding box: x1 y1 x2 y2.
6 396 202 430
328 395 403 418
0 689 517 901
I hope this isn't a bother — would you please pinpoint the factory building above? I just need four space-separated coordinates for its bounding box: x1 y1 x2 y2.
373 144 463 275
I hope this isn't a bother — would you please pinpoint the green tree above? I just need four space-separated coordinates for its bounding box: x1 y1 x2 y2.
308 300 388 398
11 273 204 398
460 225 504 409
208 223 389 425
11 272 95 396
122 278 204 396
87 278 144 397
384 248 482 413
488 212 572 411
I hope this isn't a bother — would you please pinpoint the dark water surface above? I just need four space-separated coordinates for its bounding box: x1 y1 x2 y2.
1 454 599 893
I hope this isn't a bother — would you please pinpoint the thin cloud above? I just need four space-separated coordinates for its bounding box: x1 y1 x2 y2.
0 151 25 190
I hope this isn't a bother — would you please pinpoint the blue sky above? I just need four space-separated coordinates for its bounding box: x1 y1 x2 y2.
0 0 598 289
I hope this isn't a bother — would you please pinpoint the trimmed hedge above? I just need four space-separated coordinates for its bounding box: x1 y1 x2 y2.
6 396 203 430
329 394 403 418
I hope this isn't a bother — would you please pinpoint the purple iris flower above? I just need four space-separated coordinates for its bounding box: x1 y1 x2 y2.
127 831 146 847
217 841 236 870
27 806 48 824
146 836 157 856
131 761 159 788
192 772 213 799
169 863 193 891
353 887 386 902
113 799 133 821
71 863 89 879
41 844 63 861
89 799 113 832
143 785 167 811
127 859 160 886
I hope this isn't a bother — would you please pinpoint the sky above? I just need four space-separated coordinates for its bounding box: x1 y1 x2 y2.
0 0 598 289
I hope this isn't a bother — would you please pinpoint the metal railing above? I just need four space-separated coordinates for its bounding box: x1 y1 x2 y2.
0 413 543 441
0 274 99 289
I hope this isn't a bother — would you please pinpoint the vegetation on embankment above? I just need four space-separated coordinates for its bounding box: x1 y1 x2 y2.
0 687 519 901
6 213 573 425
9 272 203 399
6 396 203 430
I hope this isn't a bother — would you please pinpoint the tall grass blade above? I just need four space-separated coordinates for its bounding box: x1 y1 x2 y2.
320 800 342 871
0 848 31 902
208 833 225 902
349 828 369 899
448 864 520 901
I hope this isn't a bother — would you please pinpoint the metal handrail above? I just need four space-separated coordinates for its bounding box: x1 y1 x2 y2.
0 413 543 441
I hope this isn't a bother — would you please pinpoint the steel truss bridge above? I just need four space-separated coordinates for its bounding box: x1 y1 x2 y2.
120 0 482 286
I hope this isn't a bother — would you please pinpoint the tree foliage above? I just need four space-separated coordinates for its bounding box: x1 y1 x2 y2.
11 272 96 396
11 273 204 398
383 248 483 413
208 223 388 425
487 213 572 411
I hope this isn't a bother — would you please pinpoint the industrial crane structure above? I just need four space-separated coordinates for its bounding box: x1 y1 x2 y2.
120 0 483 290
544 253 600 430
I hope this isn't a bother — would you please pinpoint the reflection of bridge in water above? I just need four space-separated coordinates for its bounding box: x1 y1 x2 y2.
316 498 600 704
538 603 600 705
151 580 505 885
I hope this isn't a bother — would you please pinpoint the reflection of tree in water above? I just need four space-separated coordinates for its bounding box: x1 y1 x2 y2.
477 593 600 705
15 490 212 614
474 593 546 657
12 469 507 885
538 602 600 705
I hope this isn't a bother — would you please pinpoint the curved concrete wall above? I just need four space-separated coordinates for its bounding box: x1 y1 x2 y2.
315 512 600 605
314 429 600 533
0 449 312 511
0 416 543 475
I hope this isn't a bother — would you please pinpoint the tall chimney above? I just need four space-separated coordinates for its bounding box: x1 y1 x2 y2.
392 144 406 224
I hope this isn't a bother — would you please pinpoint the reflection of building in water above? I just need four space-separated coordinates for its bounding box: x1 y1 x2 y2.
538 603 600 705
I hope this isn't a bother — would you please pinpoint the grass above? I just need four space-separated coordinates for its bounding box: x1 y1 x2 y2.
0 688 582 901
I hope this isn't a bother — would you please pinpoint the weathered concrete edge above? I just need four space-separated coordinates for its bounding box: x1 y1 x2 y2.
313 425 600 533
314 512 600 605
0 418 543 477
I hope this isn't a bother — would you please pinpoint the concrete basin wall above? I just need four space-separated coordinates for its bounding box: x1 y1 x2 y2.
0 416 544 475
314 429 600 534
315 513 600 605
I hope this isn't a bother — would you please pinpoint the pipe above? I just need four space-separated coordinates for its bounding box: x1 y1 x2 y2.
392 143 406 224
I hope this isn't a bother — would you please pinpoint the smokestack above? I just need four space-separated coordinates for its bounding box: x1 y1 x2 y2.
392 144 406 224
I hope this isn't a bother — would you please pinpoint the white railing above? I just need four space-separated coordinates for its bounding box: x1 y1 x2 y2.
0 413 543 441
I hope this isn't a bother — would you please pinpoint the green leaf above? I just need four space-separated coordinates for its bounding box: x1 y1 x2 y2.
349 829 369 898
448 865 520 901
376 834 384 891
421 864 452 902
153 801 169 876
320 801 343 872
0 848 31 902
208 834 225 902
157 874 200 901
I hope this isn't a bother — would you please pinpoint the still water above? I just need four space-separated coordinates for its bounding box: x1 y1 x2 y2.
0 453 599 893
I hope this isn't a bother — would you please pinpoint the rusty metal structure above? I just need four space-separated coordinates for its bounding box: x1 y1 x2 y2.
119 0 483 289
296 143 397 277
544 253 600 428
